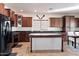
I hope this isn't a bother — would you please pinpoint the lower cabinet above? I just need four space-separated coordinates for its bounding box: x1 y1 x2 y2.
18 32 29 42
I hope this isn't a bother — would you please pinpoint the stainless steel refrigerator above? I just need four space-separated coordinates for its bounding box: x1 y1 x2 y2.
0 14 12 56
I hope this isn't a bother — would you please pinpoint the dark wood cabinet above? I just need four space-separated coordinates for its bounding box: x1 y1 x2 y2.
50 18 55 27
4 9 10 17
4 9 17 26
50 18 62 27
75 18 79 27
13 14 18 27
4 9 15 19
10 10 15 19
55 18 62 27
18 32 29 42
22 17 27 27
22 17 32 27
0 3 4 14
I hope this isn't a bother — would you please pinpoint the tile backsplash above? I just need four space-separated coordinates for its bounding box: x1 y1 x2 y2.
12 19 62 31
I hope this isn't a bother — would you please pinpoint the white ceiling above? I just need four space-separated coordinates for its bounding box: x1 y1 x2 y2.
5 3 79 14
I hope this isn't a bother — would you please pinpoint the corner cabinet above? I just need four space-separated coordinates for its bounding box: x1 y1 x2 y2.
22 17 32 27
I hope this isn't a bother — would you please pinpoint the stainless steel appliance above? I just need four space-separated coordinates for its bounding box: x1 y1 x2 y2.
0 14 12 56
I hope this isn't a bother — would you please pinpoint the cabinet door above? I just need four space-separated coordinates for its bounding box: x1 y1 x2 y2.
50 18 62 27
70 17 75 28
54 18 62 27
22 17 32 27
13 14 18 27
19 32 29 42
0 3 4 14
10 10 15 19
4 9 10 17
50 18 55 27
55 18 60 27
66 17 70 28
22 17 27 27
26 17 32 27
75 18 79 27
59 18 63 27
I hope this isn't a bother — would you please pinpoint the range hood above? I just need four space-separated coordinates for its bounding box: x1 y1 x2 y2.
32 14 49 31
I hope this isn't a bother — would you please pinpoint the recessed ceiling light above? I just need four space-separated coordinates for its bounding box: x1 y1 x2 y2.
34 10 37 12
49 8 53 10
20 9 24 12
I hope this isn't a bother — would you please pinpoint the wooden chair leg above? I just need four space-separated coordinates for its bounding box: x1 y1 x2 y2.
72 41 74 46
67 37 69 45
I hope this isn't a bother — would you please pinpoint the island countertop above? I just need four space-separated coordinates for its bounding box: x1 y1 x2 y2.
29 32 65 37
29 33 64 35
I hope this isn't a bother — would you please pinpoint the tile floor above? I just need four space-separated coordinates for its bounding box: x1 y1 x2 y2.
10 42 79 56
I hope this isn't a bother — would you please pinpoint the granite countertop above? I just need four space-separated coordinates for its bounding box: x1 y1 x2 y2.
12 27 63 32
12 27 63 33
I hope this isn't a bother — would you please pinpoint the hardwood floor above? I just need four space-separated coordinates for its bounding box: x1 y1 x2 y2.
10 42 79 56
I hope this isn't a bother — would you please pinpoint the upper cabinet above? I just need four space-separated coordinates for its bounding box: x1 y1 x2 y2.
75 18 79 27
0 3 4 14
4 8 17 26
22 17 32 27
4 9 10 17
10 10 15 19
50 18 55 27
4 9 15 19
13 14 18 27
22 17 27 27
50 18 62 27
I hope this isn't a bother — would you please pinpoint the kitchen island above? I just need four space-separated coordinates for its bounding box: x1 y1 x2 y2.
29 33 65 52
12 27 65 52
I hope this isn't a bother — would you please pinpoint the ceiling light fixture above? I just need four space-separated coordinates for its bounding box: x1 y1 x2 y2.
49 8 53 10
20 9 24 12
34 10 37 12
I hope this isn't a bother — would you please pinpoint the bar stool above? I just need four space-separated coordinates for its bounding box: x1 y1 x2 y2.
67 32 74 46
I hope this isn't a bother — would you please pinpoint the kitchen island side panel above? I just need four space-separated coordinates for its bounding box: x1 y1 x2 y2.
32 37 62 50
